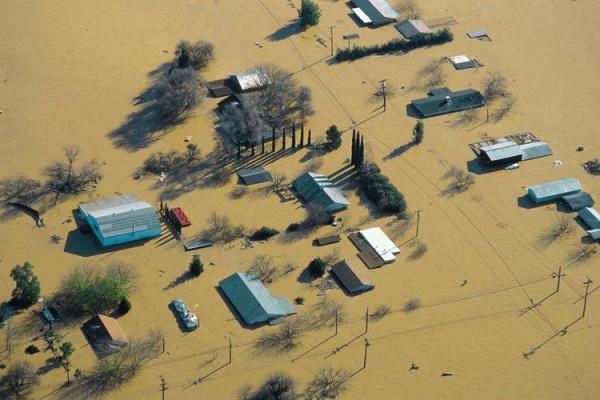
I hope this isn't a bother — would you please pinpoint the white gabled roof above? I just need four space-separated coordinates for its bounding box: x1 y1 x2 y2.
359 227 399 263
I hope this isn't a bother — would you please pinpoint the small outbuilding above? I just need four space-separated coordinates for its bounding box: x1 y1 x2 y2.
219 272 296 326
562 192 594 211
229 70 270 93
578 207 600 230
358 227 400 264
527 178 582 203
331 260 374 294
314 234 342 246
292 172 349 213
410 87 485 118
83 314 128 355
395 19 432 39
478 142 523 165
588 229 600 241
352 0 399 26
237 167 273 185
78 194 161 247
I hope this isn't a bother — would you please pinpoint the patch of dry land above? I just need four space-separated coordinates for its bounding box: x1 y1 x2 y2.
1 1 600 399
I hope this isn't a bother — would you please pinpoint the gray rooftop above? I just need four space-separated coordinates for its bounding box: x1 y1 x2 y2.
578 207 600 230
528 178 582 201
480 141 522 162
353 0 399 25
292 172 349 213
411 88 485 118
219 272 295 326
520 142 553 161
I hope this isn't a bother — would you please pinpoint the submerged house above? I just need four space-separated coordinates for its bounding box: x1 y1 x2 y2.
395 19 431 39
410 88 485 118
219 272 295 326
331 260 375 294
358 227 400 264
562 192 594 211
292 172 349 213
352 0 399 26
527 178 582 203
78 194 161 247
578 207 600 230
469 132 553 166
83 314 128 355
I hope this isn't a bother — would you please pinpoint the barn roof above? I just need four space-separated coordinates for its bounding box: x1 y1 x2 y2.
237 167 273 185
292 172 349 213
578 207 600 230
353 0 399 25
411 88 485 118
331 260 374 294
527 178 582 202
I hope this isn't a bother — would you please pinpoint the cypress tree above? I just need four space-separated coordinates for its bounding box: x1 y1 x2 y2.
300 123 305 146
272 126 276 152
237 143 241 159
282 128 286 150
262 137 265 154
359 135 365 167
292 123 296 148
351 129 356 166
308 129 312 145
251 142 255 156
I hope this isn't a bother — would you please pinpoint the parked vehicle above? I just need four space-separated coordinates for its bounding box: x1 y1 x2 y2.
170 298 199 331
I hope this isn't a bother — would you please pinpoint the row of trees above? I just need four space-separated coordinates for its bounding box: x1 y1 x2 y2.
334 29 453 62
351 130 365 167
358 162 408 215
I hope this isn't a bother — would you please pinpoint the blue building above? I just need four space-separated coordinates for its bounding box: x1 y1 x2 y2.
527 178 582 203
219 272 295 326
78 194 161 247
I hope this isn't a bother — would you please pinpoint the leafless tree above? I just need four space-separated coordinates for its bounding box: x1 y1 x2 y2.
155 67 205 123
210 164 233 186
220 95 266 146
408 240 428 260
396 0 421 19
205 212 246 244
566 245 598 265
583 159 600 175
254 64 314 128
403 298 421 312
230 186 249 199
44 146 102 195
491 96 516 122
255 317 306 354
248 255 279 284
141 150 185 175
304 367 350 400
441 166 475 196
306 299 345 330
174 40 214 70
454 108 480 126
0 176 41 203
535 215 575 248
272 173 288 189
481 71 508 101
244 372 298 400
0 361 40 399
370 82 397 104
370 304 391 321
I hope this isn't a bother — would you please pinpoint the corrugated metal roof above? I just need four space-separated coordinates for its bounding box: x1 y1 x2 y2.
411 88 485 118
352 7 372 24
359 227 399 263
578 207 600 229
395 19 431 38
231 70 270 92
219 272 295 326
528 178 582 202
480 141 523 162
237 167 272 185
562 192 594 211
353 0 399 25
520 142 553 160
79 194 139 215
292 172 349 213
331 260 374 294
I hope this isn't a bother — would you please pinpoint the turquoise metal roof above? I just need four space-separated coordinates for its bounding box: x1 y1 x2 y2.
219 273 295 326
527 178 582 203
578 207 600 229
292 172 349 213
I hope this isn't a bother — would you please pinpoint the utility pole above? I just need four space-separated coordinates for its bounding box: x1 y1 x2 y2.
379 79 387 111
365 308 369 333
160 375 167 400
329 26 336 57
228 337 232 364
415 209 422 238
551 266 565 293
582 277 593 318
363 338 370 369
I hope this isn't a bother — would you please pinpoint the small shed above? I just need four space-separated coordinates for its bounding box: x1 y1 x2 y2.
562 192 594 211
449 55 478 70
230 70 270 93
219 272 295 326
578 207 600 230
358 227 400 264
314 234 341 246
331 260 374 294
478 141 523 165
171 207 191 227
83 315 128 355
237 167 273 185
395 19 432 39
527 178 582 203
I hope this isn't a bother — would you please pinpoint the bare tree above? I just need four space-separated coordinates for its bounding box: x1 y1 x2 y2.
211 164 233 186
220 95 266 146
566 245 598 265
155 67 204 123
370 304 391 321
535 215 575 248
254 317 306 354
254 64 314 128
491 96 516 122
0 176 41 203
441 166 475 196
307 299 345 330
403 298 421 312
248 255 279 284
408 240 428 260
0 361 40 399
396 0 421 19
454 108 480 126
482 71 508 101
370 82 397 104
174 40 214 70
44 146 102 195
304 367 350 400
205 212 246 244
246 372 298 400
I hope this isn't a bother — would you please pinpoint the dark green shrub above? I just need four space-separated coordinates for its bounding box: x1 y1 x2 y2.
118 297 132 314
9 262 41 308
324 125 342 151
299 0 321 27
308 257 326 278
0 363 6 369
334 29 453 62
294 297 305 305
287 223 301 232
189 255 204 277
413 120 424 144
359 162 407 215
250 227 280 241
25 345 40 355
